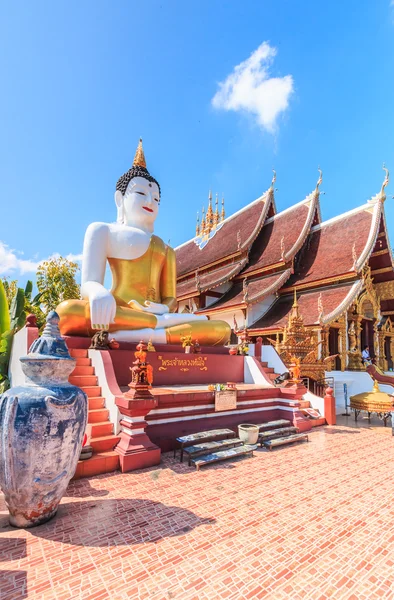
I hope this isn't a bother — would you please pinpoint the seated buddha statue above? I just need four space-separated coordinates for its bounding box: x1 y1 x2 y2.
57 139 230 346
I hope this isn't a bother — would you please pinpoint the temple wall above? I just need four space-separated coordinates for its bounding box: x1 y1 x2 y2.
326 370 393 414
247 294 277 327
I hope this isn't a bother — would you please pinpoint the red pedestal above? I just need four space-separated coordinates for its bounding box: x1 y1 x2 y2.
115 384 161 473
324 386 336 425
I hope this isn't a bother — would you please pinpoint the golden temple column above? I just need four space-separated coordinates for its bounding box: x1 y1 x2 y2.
390 337 394 371
338 316 347 372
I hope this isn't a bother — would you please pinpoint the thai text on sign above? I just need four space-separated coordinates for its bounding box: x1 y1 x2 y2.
215 390 237 412
158 355 208 372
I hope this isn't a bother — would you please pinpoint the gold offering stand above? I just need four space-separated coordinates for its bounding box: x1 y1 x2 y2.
350 381 394 426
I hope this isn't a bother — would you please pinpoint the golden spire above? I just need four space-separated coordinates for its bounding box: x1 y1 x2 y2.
196 212 200 237
133 138 147 168
205 190 213 233
381 163 390 198
293 288 298 308
201 206 206 233
221 195 225 221
213 193 219 227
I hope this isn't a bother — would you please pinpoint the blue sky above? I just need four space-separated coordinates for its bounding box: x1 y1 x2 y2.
1 0 394 285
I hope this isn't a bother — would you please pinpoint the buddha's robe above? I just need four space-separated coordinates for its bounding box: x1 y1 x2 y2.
57 235 230 346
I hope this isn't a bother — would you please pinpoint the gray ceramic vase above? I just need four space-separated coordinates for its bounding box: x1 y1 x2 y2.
0 311 88 528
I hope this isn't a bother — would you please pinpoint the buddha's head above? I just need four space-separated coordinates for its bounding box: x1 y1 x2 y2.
115 139 160 232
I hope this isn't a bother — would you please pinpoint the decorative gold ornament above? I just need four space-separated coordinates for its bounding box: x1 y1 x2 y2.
133 138 147 168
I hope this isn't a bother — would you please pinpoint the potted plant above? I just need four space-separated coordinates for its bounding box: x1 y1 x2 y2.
181 334 193 354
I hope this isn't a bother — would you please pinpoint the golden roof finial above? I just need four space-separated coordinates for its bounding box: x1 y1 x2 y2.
372 379 380 393
196 211 200 237
316 167 323 192
293 288 298 308
201 206 206 233
221 195 225 221
213 193 219 227
381 163 389 197
133 138 147 168
271 169 277 189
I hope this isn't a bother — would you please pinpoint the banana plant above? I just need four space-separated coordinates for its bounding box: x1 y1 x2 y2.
0 280 32 393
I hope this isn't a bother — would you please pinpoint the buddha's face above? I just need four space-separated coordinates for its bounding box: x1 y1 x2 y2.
115 176 160 231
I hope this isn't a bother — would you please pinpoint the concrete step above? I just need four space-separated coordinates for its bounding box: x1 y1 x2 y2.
260 362 268 368
72 451 119 480
88 396 106 410
262 433 309 451
88 421 114 438
258 426 298 444
70 375 98 387
76 357 92 367
267 373 278 381
82 386 102 398
88 408 109 423
310 417 326 427
70 349 89 358
192 444 257 471
256 420 292 432
264 367 275 374
71 366 95 376
298 400 311 408
90 435 121 453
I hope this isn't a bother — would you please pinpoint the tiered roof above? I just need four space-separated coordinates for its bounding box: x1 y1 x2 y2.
175 167 393 332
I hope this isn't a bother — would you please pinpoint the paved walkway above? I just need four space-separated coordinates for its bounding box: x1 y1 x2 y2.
1 417 394 599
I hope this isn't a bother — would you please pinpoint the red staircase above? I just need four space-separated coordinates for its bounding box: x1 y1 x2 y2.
69 349 120 479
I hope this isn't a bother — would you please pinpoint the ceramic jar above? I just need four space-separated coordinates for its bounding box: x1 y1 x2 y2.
0 312 88 528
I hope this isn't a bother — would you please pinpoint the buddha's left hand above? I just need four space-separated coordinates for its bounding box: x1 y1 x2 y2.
128 299 169 315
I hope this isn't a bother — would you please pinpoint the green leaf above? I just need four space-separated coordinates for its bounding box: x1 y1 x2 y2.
24 280 33 300
10 288 25 325
31 291 44 306
0 279 11 336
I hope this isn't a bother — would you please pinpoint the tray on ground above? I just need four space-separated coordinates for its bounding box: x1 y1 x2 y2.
184 438 243 465
256 420 291 432
262 433 308 450
191 444 257 470
258 426 298 445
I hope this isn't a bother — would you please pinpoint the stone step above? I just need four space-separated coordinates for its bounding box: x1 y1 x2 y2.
90 435 121 453
183 438 243 465
256 420 292 432
88 396 106 410
310 417 326 427
260 362 268 368
88 408 109 423
72 451 119 480
82 386 102 398
267 373 278 380
71 366 95 376
70 349 89 358
88 421 114 438
264 367 275 374
262 433 309 451
258 426 298 444
75 357 92 367
70 375 98 387
298 400 311 409
192 444 257 471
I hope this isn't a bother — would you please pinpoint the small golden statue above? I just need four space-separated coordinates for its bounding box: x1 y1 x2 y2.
147 339 156 352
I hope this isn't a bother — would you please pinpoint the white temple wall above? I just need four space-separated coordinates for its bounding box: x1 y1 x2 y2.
247 295 277 327
326 370 394 414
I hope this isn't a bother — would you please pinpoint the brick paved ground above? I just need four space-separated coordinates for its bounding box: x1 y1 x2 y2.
1 416 394 600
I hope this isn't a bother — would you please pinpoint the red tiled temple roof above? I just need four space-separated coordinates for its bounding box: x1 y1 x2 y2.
176 189 274 278
249 281 363 332
200 269 292 314
176 259 247 300
242 191 320 276
284 204 381 290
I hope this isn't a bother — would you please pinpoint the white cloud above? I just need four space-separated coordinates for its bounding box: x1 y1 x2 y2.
212 42 294 133
0 241 82 277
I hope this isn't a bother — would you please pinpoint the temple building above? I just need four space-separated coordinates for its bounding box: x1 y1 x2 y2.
176 168 393 385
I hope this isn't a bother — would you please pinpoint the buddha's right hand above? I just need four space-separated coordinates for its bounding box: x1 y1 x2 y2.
89 289 116 330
